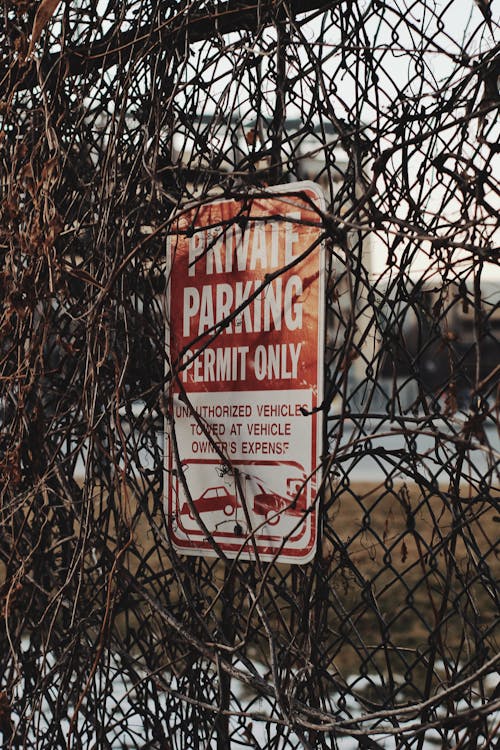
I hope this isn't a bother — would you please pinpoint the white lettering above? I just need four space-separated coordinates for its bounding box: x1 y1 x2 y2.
182 277 303 340
289 343 302 377
251 343 303 381
187 212 303 276
188 232 205 277
284 275 303 330
285 212 301 265
198 286 214 334
234 280 256 333
254 345 266 381
234 223 251 272
216 284 233 331
182 346 249 383
250 222 267 269
263 278 282 332
270 221 280 267
206 230 224 275
183 288 199 337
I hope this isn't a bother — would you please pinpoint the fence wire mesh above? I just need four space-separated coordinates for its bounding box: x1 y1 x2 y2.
1 1 499 748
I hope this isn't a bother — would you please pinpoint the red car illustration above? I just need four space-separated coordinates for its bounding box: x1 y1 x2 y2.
181 485 239 518
252 481 307 525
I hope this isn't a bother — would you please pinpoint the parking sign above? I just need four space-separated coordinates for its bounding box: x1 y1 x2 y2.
166 182 325 563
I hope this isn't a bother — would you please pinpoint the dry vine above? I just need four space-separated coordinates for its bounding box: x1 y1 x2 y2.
0 1 499 748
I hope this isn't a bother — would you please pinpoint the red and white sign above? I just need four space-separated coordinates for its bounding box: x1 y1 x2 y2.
166 182 325 563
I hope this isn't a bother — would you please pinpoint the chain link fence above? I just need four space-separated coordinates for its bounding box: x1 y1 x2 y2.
1 1 499 747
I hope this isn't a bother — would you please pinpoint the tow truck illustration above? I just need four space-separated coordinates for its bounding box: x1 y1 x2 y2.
251 476 307 524
179 460 308 525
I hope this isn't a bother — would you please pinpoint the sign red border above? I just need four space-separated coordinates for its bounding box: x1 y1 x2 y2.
165 182 325 563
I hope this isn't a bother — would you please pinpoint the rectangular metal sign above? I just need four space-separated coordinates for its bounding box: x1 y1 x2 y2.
166 182 325 563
